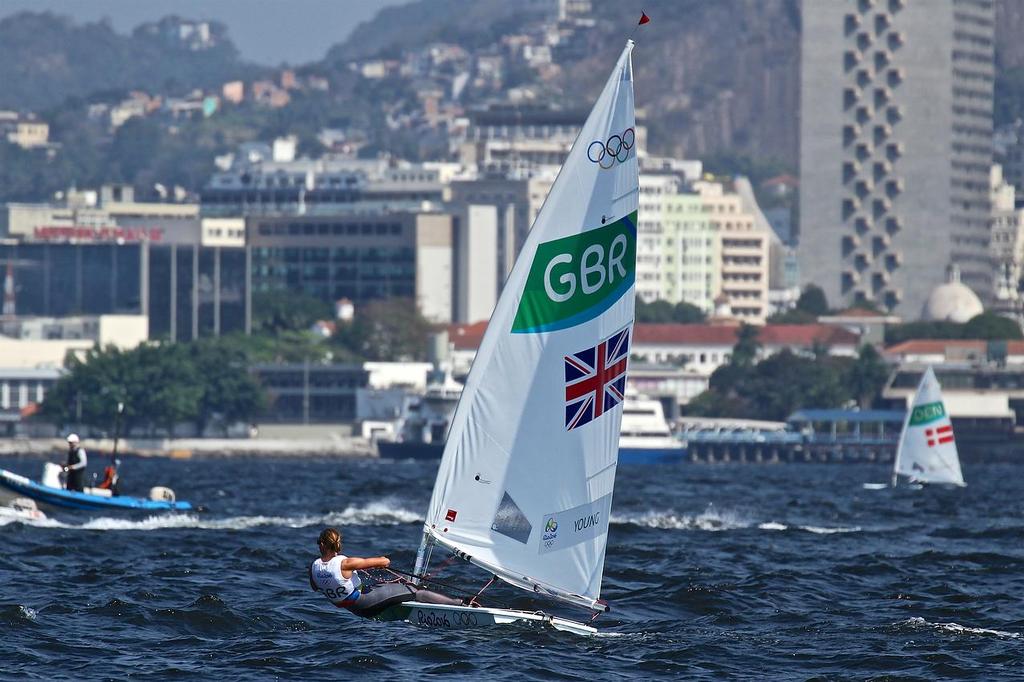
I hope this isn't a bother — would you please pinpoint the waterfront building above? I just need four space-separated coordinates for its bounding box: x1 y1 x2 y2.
799 0 995 315
990 164 1024 317
247 212 454 323
201 153 452 218
636 175 720 313
452 204 499 324
881 362 1019 440
447 320 860 407
920 265 984 323
0 238 247 342
700 181 770 323
2 184 199 243
634 176 769 322
818 307 901 345
251 363 368 423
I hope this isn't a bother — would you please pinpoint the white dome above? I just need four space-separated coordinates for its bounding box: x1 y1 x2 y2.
922 281 983 323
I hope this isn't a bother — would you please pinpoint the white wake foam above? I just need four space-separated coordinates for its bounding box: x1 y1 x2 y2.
757 522 862 534
612 506 751 531
0 499 423 531
610 506 860 534
901 616 1021 640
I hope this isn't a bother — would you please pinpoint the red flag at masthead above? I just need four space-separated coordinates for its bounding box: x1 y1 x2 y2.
638 11 651 25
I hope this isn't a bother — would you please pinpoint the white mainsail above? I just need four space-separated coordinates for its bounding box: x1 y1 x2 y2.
417 41 638 612
892 366 965 486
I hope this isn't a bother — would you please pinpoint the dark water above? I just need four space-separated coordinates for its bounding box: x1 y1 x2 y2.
2 453 1024 680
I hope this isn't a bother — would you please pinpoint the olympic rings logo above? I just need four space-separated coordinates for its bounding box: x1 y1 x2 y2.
587 127 635 169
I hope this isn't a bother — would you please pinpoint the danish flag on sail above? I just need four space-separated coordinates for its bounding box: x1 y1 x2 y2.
564 327 630 430
926 424 954 447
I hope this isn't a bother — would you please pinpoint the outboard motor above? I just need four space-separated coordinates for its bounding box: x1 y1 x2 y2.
42 462 63 489
149 486 176 502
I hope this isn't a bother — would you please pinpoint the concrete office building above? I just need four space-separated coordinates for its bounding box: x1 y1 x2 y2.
637 174 719 312
452 205 499 323
700 181 770 323
800 0 994 316
247 212 454 323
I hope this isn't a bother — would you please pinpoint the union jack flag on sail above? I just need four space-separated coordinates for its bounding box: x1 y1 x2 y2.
564 327 630 430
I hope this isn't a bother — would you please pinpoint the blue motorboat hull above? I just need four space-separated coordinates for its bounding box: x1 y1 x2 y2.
618 446 687 464
0 469 193 511
377 441 445 460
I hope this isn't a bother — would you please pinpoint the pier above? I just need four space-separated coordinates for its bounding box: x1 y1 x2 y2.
679 410 906 464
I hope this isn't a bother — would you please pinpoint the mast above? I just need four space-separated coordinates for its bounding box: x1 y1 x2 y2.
416 39 638 614
891 383 913 488
411 529 433 586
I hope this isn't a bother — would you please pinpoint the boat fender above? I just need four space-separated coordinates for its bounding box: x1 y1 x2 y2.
149 486 176 502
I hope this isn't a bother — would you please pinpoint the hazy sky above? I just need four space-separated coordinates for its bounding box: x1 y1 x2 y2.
0 0 409 65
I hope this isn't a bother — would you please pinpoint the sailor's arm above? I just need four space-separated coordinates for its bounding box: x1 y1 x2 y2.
341 556 391 570
308 563 318 591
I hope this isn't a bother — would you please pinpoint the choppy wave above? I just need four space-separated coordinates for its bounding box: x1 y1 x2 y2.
758 522 862 534
0 500 423 531
612 506 860 534
899 616 1022 640
612 506 751 531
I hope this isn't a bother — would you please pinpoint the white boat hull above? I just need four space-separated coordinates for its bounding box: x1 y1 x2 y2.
380 602 597 636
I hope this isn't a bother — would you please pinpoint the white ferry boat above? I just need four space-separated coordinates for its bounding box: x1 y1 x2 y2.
618 392 687 464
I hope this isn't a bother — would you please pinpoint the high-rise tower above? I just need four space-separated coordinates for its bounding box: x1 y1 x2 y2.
799 0 994 316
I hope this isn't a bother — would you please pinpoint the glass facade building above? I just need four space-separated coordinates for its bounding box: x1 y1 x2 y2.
248 212 453 322
0 241 246 341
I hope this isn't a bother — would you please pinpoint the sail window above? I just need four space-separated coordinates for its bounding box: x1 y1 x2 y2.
491 492 533 544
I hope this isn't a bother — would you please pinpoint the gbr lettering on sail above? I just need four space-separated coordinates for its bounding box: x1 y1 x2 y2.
511 212 637 334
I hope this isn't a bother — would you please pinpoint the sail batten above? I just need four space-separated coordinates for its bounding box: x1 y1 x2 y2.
893 366 965 486
421 41 637 609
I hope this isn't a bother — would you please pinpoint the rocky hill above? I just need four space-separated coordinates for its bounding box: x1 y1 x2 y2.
0 12 263 110
3 1 1024 176
329 0 1022 168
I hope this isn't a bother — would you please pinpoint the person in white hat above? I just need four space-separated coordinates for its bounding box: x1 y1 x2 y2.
64 433 87 492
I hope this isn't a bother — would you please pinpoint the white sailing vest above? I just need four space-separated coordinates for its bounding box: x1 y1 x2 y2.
310 555 362 605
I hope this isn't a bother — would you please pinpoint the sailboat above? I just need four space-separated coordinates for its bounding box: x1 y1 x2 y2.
889 366 965 488
383 41 639 635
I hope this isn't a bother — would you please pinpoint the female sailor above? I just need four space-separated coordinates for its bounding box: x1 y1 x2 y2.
309 528 464 618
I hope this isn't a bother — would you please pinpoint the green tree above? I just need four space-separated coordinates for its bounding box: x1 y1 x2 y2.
884 320 964 345
41 339 266 434
731 323 761 368
688 350 852 421
767 308 817 324
333 298 438 361
108 116 163 182
962 312 1023 340
190 338 266 433
884 314 1023 344
845 344 890 409
253 290 334 335
635 297 706 323
796 284 829 317
635 298 674 323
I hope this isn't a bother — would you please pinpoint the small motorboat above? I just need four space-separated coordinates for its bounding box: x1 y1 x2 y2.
0 463 193 512
0 497 46 521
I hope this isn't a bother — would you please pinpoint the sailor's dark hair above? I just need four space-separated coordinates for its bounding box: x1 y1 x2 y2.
318 527 342 553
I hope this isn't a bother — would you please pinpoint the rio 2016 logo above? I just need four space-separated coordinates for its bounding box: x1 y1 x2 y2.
511 212 637 334
587 128 635 169
416 610 479 627
542 515 559 549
